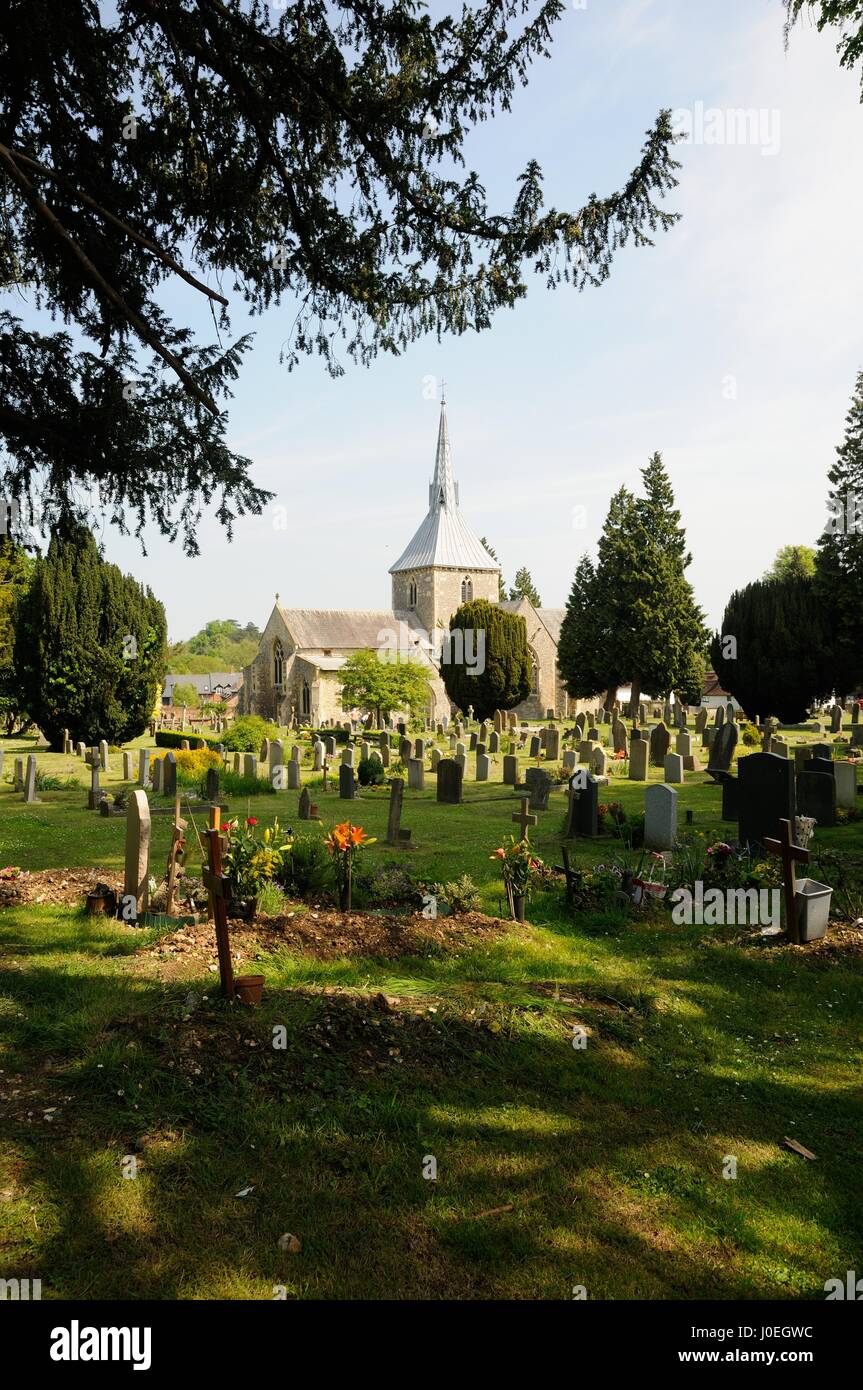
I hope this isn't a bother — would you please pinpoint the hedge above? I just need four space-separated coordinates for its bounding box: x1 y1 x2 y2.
155 730 221 751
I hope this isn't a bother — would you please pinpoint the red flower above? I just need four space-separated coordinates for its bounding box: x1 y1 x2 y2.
246 817 258 826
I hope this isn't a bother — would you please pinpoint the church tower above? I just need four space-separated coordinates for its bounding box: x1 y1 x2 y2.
389 398 500 634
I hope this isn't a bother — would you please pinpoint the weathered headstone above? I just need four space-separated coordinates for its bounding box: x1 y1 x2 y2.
589 745 607 777
524 767 551 811
99 739 109 772
675 732 692 758
503 753 519 785
386 778 411 845
205 767 220 801
122 751 133 780
138 749 151 789
546 728 561 761
287 760 301 790
313 739 325 771
163 752 177 797
644 784 677 851
612 719 627 755
796 769 836 827
663 753 683 784
123 790 151 919
23 754 38 803
298 787 312 820
708 720 738 773
407 758 425 790
831 704 842 733
630 739 648 781
649 722 670 767
476 753 490 781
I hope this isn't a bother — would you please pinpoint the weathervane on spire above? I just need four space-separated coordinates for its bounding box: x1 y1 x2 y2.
440 377 446 404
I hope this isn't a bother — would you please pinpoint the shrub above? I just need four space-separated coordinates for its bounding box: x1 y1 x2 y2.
278 834 329 896
360 864 425 908
741 722 761 746
221 771 276 797
155 730 219 751
431 873 481 915
221 715 281 752
357 755 385 786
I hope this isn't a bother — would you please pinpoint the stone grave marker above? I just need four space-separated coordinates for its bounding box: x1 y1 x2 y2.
339 764 357 799
313 739 325 771
476 753 490 781
663 753 683 784
708 721 738 774
205 767 220 801
644 784 677 850
122 751 133 780
630 739 648 781
298 787 312 820
524 767 551 811
88 754 101 809
386 778 411 846
834 761 857 810
489 731 500 754
407 758 425 790
436 759 463 804
738 752 795 849
589 745 607 777
138 749 151 789
649 722 670 767
546 728 561 761
287 760 301 790
831 704 842 733
23 754 38 803
797 769 836 827
164 752 177 797
99 739 109 772
123 790 151 919
503 753 518 785
430 748 441 772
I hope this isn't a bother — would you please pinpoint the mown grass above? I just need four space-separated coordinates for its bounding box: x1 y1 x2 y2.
1 727 862 1299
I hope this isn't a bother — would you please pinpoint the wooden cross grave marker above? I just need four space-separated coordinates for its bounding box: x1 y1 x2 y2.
512 796 538 842
202 815 235 1000
164 791 187 916
763 817 810 946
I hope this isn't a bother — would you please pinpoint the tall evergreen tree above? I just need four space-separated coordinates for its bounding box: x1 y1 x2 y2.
0 2 680 549
509 567 542 607
0 535 34 733
558 455 707 713
816 370 863 694
711 576 832 723
13 524 167 747
442 599 531 720
480 537 507 600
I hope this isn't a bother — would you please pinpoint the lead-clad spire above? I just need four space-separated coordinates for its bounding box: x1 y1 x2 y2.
389 399 499 574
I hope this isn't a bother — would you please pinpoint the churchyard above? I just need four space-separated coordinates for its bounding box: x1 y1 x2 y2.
2 703 862 1300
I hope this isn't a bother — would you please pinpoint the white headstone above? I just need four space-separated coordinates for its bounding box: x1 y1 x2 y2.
644 784 677 850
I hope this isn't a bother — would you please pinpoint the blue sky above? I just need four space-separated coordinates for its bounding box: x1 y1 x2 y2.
91 0 863 641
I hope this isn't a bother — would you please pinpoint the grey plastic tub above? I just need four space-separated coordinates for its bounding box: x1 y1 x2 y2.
794 878 832 942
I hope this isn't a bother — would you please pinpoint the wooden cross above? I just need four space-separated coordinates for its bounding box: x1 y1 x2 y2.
763 818 810 945
512 796 538 842
202 817 234 999
164 792 187 916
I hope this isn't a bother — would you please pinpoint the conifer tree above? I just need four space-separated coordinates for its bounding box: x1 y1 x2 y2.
509 567 542 607
13 524 167 747
710 576 831 723
816 370 863 694
558 456 707 713
442 599 531 719
480 537 507 601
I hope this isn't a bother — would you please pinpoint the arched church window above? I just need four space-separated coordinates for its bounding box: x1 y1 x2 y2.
273 640 284 689
461 576 473 603
408 578 417 607
301 680 311 716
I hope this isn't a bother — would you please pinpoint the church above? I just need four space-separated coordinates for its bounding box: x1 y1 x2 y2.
239 400 571 725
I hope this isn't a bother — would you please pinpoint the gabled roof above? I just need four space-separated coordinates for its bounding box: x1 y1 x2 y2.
389 402 499 574
163 671 243 698
277 607 429 652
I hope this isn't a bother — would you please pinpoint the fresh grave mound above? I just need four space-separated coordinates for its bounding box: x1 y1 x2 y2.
139 905 509 969
0 867 123 907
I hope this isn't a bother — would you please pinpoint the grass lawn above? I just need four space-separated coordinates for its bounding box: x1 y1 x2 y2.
1 726 862 1300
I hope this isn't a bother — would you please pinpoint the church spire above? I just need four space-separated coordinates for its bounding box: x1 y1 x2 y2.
429 397 458 510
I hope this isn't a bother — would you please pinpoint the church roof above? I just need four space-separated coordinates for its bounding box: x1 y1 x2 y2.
276 606 430 652
389 401 499 574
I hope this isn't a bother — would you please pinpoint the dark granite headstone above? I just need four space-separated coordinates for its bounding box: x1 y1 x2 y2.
436 759 463 804
708 720 738 773
649 721 670 767
163 752 177 797
298 787 311 820
720 775 739 822
796 770 836 827
567 775 598 837
738 753 795 849
205 768 220 802
339 764 357 799
524 767 551 811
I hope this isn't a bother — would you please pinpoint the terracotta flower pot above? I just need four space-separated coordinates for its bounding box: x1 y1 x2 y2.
234 974 265 1005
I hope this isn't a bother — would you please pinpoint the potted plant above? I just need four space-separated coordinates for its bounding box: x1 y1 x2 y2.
324 821 376 910
633 851 667 904
491 836 543 922
221 817 287 920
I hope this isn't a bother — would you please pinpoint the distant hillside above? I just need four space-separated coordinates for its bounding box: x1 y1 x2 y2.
168 619 261 674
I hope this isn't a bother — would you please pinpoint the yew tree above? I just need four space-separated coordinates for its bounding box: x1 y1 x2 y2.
1 0 680 551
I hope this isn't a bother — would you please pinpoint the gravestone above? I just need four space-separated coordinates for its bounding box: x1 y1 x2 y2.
546 728 561 761
325 736 337 756
738 753 795 849
796 769 836 827
386 778 410 845
233 753 241 774
629 739 648 781
695 708 708 735
400 737 413 762
714 706 725 728
476 753 490 782
649 722 670 767
565 774 598 838
562 749 576 773
489 731 500 754
380 742 390 768
269 740 285 780
436 759 463 804
99 740 109 772
243 753 257 781
122 751 133 780
260 737 270 763
407 758 425 790
529 735 541 759
720 774 739 821
644 784 677 851
663 753 683 784
612 719 627 755
675 732 692 758
853 702 860 726
342 746 355 768
503 753 519 784
298 787 312 820
589 745 607 777
835 761 857 809
831 704 842 733
587 726 600 743
205 767 220 802
123 791 151 918
430 748 441 772
287 760 301 790
524 767 551 811
708 721 738 773
810 743 832 763
77 741 87 759
339 764 357 799
163 752 177 797
151 758 164 795
23 754 38 803
88 756 101 809
476 741 487 759
291 744 301 764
